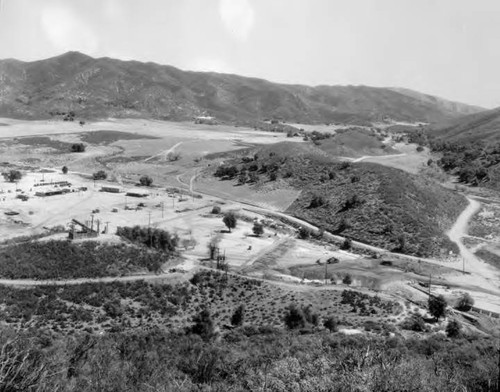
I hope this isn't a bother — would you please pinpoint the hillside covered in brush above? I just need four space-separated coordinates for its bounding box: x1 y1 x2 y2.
0 51 483 124
212 142 467 256
402 109 500 189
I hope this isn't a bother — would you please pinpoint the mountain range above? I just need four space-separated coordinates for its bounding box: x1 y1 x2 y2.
0 51 484 124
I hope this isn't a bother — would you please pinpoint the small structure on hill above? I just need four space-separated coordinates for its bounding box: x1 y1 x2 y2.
68 218 99 240
126 189 149 198
101 185 122 193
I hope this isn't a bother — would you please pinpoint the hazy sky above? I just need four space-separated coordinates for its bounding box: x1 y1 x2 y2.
1 0 499 108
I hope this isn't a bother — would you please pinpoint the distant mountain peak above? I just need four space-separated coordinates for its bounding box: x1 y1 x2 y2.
0 52 486 123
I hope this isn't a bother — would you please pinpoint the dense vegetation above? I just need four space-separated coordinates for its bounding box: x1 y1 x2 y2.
213 143 466 256
116 226 178 253
0 323 497 391
0 241 167 279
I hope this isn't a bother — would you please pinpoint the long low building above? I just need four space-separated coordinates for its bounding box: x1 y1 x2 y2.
101 186 122 193
35 188 69 197
126 189 149 198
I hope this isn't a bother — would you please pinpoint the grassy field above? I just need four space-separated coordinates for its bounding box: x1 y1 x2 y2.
316 128 398 158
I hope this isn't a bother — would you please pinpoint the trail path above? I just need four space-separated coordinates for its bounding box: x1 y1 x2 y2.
144 142 182 162
0 272 180 287
350 153 406 163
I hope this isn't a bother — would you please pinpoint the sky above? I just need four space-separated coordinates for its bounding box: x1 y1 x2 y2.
0 0 499 108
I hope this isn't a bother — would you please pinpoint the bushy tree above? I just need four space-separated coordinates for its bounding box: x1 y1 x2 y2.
428 295 447 321
71 143 86 153
231 304 245 327
139 175 153 187
283 304 305 330
446 319 462 338
191 308 214 340
298 227 311 239
222 212 237 233
3 170 22 182
340 237 352 250
323 316 338 332
62 166 68 174
92 170 107 180
252 222 264 237
456 292 474 311
342 274 352 285
211 205 221 214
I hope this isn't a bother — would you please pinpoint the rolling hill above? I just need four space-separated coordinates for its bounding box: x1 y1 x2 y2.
0 51 484 124
430 106 500 143
210 142 467 256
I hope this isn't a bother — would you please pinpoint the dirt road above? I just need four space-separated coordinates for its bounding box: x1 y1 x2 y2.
144 141 183 162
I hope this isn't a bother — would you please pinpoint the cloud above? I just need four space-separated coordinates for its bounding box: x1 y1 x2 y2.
219 0 255 41
40 4 98 54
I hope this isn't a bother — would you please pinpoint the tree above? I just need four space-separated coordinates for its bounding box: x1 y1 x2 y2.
297 227 311 239
191 308 215 340
340 237 352 250
446 319 462 338
231 304 245 327
342 274 352 285
222 212 237 233
3 170 22 183
139 175 153 187
92 170 107 180
309 195 326 208
71 143 86 153
428 295 447 321
323 316 338 332
211 205 221 214
283 304 305 329
252 222 264 237
62 166 68 174
456 292 474 311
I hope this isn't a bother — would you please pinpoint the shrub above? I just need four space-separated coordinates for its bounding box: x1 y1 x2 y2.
62 166 68 174
190 308 215 340
211 206 221 214
323 316 338 332
340 238 352 250
428 295 447 321
283 304 305 329
231 304 245 327
456 292 474 311
139 175 153 186
342 274 352 285
92 170 107 180
446 319 462 338
416 145 424 152
3 170 22 182
252 222 264 237
298 227 311 239
309 195 326 208
71 143 86 153
223 212 237 233
400 314 426 332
